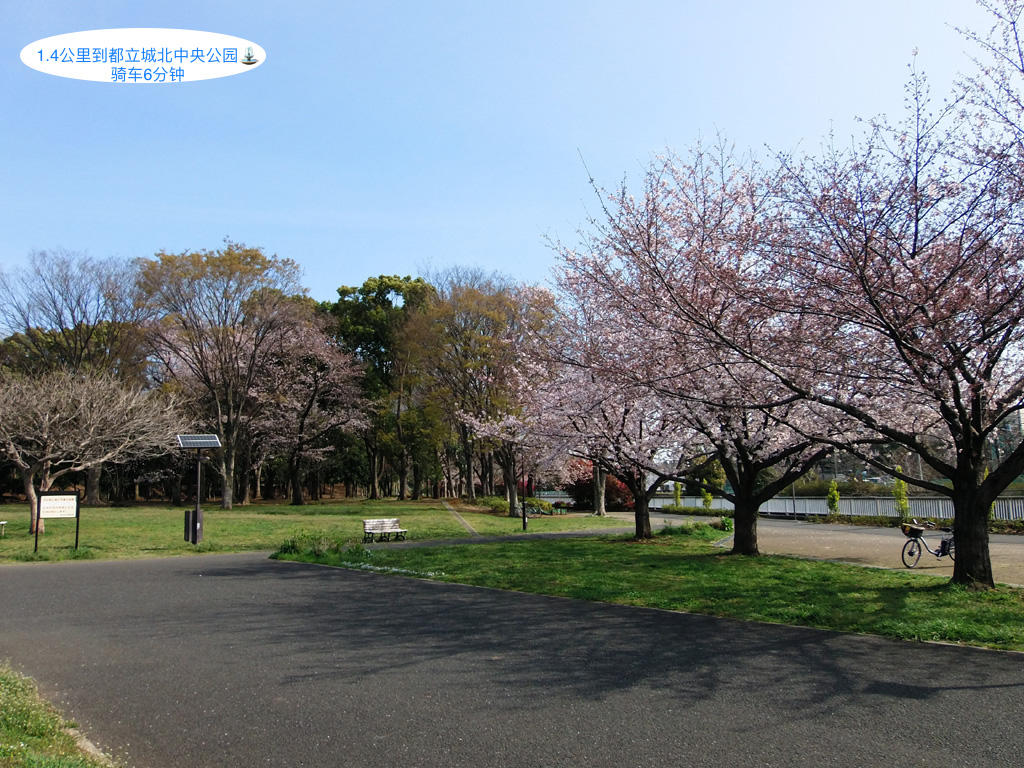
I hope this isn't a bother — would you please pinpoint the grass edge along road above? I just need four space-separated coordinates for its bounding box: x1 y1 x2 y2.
275 522 1024 652
0 662 111 768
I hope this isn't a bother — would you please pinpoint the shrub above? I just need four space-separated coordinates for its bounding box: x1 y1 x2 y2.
474 496 512 514
656 521 725 540
524 497 554 514
660 504 733 519
275 531 347 557
563 472 631 510
827 479 840 520
711 516 734 532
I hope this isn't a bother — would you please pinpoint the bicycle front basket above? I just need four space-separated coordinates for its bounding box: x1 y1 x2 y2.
901 523 924 538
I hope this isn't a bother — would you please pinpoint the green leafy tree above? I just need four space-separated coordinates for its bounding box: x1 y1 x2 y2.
327 275 434 498
137 241 304 509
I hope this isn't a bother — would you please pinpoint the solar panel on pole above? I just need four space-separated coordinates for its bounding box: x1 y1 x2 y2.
176 434 222 449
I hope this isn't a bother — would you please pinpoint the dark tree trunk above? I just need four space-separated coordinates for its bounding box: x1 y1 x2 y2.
290 457 304 506
369 448 381 500
951 489 995 588
85 465 103 505
460 426 475 500
167 475 182 507
498 449 518 517
397 447 409 500
22 470 41 534
731 497 760 556
411 462 422 500
633 493 652 539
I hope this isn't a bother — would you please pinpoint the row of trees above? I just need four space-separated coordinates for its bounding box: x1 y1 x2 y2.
0 246 560 533
3 3 1024 590
525 2 1024 589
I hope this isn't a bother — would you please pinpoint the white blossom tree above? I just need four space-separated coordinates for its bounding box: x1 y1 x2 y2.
251 310 367 505
0 370 181 533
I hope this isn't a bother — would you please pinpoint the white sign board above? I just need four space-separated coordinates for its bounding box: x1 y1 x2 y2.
39 494 79 519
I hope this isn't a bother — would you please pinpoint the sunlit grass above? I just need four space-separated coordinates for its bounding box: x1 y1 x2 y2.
0 500 623 564
0 662 108 767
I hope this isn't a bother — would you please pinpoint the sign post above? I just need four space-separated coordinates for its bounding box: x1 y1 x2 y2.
176 434 221 545
35 492 81 554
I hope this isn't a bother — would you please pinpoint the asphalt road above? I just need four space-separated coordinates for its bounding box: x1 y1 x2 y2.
2 553 1023 768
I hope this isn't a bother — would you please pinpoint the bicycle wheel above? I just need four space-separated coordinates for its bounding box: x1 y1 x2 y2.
902 538 922 568
947 539 955 562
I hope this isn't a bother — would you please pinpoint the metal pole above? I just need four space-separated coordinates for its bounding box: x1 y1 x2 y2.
193 448 202 545
520 449 527 531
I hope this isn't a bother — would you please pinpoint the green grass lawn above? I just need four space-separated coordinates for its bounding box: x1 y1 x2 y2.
276 523 1024 651
0 500 623 564
0 663 107 767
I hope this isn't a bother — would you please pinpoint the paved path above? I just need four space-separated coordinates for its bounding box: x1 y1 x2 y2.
442 499 482 536
2 553 1024 767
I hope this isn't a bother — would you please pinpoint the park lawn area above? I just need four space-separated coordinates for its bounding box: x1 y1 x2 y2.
0 662 107 768
452 508 626 535
0 500 625 564
277 525 1024 651
0 500 470 563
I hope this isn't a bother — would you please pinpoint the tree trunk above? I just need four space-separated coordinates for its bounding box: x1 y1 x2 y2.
289 453 304 505
500 454 519 517
633 492 651 539
169 474 182 507
460 426 475 500
254 462 264 501
731 497 760 556
411 461 422 500
85 465 103 506
592 464 606 516
951 488 995 588
22 470 41 534
397 447 409 501
220 448 235 509
369 448 381 500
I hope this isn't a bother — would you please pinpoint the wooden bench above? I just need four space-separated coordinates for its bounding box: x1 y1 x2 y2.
362 518 407 543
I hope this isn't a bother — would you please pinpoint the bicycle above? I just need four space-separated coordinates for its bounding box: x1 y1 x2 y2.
900 519 955 568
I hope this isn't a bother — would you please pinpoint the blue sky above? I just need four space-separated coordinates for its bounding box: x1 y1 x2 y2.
2 1 995 302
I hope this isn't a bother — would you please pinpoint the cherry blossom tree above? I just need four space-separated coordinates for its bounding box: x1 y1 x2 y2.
252 311 366 505
757 75 1024 587
555 146 830 553
538 360 688 538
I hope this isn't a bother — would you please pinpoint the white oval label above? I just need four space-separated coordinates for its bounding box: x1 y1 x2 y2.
20 28 266 83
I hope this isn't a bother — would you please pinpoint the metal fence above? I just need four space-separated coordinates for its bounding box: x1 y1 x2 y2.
659 495 1024 521
536 491 1024 520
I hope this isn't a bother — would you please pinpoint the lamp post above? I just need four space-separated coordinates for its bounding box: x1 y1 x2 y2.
176 434 222 544
520 446 528 531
